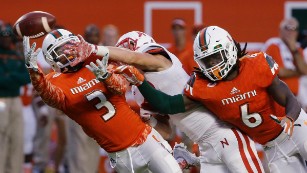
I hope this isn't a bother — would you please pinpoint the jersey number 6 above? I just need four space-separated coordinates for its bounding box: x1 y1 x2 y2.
240 103 262 128
86 90 115 121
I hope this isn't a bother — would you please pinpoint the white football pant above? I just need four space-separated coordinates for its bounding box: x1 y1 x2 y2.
107 128 181 173
198 125 264 173
264 109 307 173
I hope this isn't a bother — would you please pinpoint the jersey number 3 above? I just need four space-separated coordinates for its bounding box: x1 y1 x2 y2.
86 90 115 121
240 103 262 128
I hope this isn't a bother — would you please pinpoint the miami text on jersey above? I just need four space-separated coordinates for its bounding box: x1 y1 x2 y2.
222 90 257 105
70 78 100 94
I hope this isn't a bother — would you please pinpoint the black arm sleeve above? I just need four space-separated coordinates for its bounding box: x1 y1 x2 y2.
138 80 186 114
267 76 301 121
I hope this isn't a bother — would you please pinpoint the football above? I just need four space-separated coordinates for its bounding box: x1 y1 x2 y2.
13 11 56 39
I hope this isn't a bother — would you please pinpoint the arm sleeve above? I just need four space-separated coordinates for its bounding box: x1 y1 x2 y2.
138 80 185 114
268 77 301 121
29 68 66 110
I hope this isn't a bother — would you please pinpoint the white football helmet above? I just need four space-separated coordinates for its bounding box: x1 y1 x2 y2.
42 29 80 72
193 26 237 81
115 31 156 51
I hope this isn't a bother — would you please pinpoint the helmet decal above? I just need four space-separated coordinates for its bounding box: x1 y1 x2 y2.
198 28 209 51
50 30 63 39
116 31 156 51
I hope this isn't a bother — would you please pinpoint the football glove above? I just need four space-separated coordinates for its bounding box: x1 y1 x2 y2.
65 35 109 67
114 65 144 86
270 115 294 137
86 57 110 81
23 36 40 71
173 143 200 169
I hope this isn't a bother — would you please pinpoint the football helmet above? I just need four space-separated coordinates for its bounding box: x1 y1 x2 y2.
115 31 155 51
42 29 80 72
193 26 237 81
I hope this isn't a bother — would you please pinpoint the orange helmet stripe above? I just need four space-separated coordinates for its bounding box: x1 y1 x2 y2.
50 30 63 39
198 28 208 51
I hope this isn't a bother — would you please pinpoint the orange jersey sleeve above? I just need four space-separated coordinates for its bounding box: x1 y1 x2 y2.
29 68 66 110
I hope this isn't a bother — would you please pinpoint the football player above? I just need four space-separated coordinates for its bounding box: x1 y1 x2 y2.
110 26 307 173
69 31 265 173
23 29 182 173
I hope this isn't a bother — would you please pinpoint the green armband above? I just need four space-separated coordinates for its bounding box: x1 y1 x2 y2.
138 80 185 114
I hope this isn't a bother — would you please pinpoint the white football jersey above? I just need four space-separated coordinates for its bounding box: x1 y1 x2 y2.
134 43 224 142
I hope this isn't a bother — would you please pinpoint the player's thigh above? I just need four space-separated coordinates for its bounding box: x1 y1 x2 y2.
292 110 307 160
268 154 306 173
147 146 182 173
219 128 264 173
200 162 229 173
143 129 182 173
108 148 148 173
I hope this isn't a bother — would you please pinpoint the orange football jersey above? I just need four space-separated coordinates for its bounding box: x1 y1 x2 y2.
30 55 150 152
184 52 283 144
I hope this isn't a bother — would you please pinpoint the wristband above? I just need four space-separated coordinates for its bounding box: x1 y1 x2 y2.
94 45 109 58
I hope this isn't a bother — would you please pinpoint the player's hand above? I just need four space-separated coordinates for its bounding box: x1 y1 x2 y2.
114 65 144 86
64 35 95 67
23 36 40 71
65 35 109 67
173 143 200 169
86 57 110 81
270 115 294 137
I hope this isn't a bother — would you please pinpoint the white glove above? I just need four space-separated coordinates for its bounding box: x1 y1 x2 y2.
173 143 200 169
86 57 110 81
23 36 41 71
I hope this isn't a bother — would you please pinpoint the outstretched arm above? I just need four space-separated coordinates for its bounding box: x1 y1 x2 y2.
64 35 171 71
28 68 66 110
23 36 66 110
115 65 194 114
87 60 191 114
106 46 171 71
138 80 186 114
